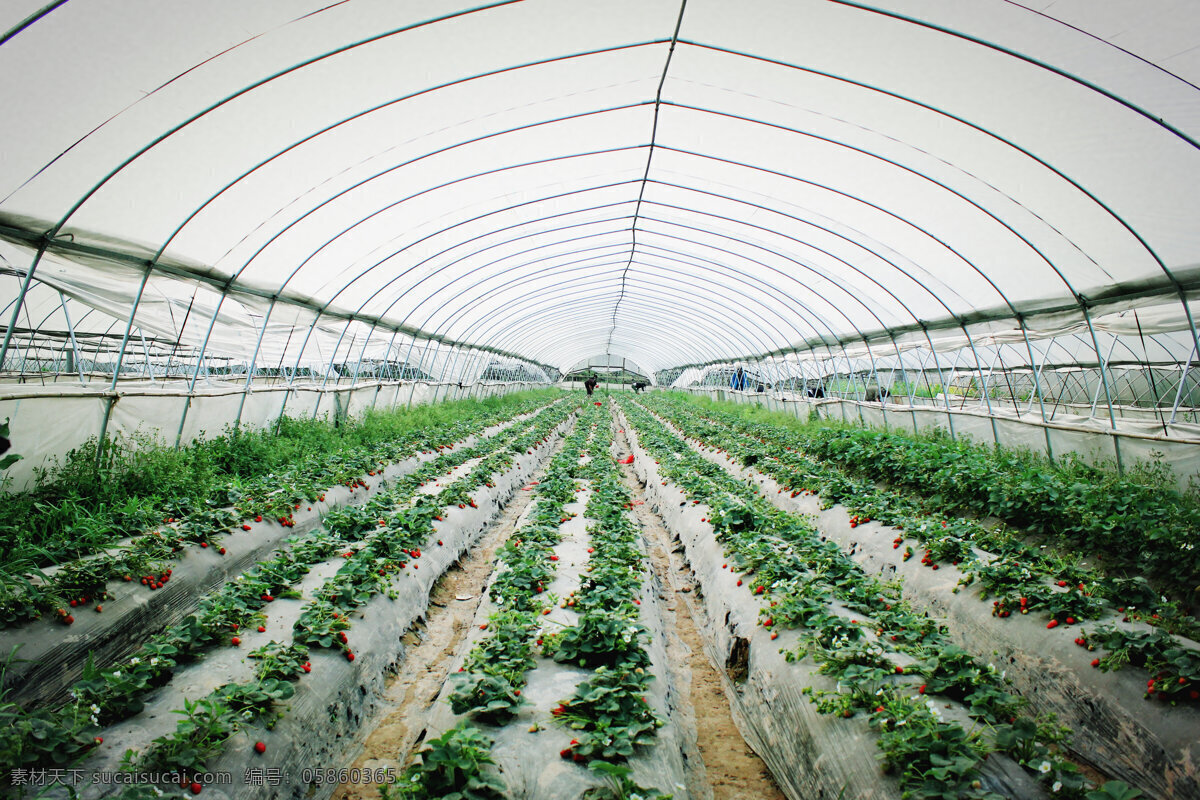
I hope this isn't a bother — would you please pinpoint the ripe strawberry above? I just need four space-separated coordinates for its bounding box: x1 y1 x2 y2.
346 652 355 661
258 625 266 633
242 525 252 531
231 636 241 646
254 741 266 754
64 615 74 625
190 783 202 794
200 542 208 548
1091 658 1100 667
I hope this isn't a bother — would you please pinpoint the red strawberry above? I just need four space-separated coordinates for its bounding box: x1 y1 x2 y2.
346 652 355 661
254 741 266 754
190 783 202 795
1056 580 1067 587
242 525 252 531
258 625 266 633
1091 658 1100 667
231 636 241 646
1046 620 1059 629
200 542 208 548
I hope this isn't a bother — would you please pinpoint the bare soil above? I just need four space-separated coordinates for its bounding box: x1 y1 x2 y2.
616 438 787 800
333 422 786 800
330 471 546 800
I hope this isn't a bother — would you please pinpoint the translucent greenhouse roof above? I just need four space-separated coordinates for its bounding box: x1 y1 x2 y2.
1 0 1199 378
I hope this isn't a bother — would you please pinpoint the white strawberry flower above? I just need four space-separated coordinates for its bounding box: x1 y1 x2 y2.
1038 761 1052 774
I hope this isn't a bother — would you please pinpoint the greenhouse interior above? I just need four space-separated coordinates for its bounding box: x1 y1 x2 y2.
1 1 1198 799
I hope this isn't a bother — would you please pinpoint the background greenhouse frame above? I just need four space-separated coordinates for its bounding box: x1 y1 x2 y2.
0 0 1198 490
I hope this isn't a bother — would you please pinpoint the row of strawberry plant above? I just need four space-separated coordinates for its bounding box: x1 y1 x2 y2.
447 410 597 724
0 401 568 789
112 403 577 795
384 409 604 800
641 394 1200 707
643 395 1168 630
619 398 1092 800
685 393 1199 604
398 406 673 799
0 392 557 628
544 449 663 768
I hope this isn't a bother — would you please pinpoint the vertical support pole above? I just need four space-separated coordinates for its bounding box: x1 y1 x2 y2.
277 310 323 433
235 298 277 429
1080 305 1124 473
1167 343 1196 426
372 330 399 411
1019 321 1055 463
0 240 49 372
139 329 155 383
96 267 152 467
175 293 229 447
59 291 85 383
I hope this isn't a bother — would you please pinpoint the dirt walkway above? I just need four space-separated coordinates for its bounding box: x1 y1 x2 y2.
332 418 785 800
615 429 786 800
331 465 550 800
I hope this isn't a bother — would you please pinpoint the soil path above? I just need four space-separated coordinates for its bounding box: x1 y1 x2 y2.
615 427 786 800
333 416 786 800
331 458 552 800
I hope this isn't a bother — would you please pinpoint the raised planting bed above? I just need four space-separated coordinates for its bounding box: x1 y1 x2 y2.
0 401 560 712
616 400 1062 800
386 404 687 800
638 394 1200 800
5 404 577 799
0 391 560 630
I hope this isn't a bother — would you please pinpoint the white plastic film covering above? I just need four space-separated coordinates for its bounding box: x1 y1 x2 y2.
0 0 1198 473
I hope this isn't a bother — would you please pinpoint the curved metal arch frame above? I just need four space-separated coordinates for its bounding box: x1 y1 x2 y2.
421 240 831 361
0 4 1194 459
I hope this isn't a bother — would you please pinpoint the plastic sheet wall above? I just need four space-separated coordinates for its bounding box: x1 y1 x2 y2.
680 387 1200 493
0 380 542 492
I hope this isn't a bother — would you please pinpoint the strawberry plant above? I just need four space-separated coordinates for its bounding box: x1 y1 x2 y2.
619 397 1091 796
583 760 673 800
381 723 506 800
553 665 662 762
